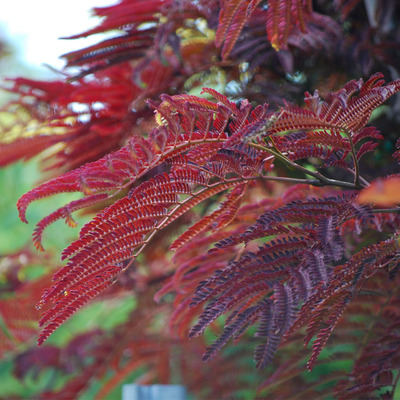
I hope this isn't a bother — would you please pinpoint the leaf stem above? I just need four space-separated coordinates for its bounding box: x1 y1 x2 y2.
371 208 400 214
249 143 359 189
343 127 362 189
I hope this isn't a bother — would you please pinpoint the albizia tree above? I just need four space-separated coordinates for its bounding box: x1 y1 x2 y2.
1 0 400 398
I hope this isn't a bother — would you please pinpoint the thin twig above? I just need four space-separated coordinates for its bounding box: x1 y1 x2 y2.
249 142 359 189
371 208 400 214
344 128 362 188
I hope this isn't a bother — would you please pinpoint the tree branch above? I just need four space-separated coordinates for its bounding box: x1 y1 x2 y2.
249 143 360 189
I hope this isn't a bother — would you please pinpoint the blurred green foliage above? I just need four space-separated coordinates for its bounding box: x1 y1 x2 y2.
0 159 137 398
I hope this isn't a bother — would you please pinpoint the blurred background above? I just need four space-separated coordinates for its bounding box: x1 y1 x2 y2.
0 3 140 399
0 0 112 77
0 0 113 251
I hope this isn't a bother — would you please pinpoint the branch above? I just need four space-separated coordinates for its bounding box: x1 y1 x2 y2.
122 171 363 273
371 208 400 214
249 143 360 189
343 127 362 189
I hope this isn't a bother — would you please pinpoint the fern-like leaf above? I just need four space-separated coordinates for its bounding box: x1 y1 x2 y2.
17 93 239 248
34 88 272 343
189 187 379 367
266 0 313 51
216 0 263 59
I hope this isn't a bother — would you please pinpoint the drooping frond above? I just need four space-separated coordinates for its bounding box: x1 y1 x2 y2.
17 91 267 249
187 187 379 367
31 91 273 344
37 142 269 343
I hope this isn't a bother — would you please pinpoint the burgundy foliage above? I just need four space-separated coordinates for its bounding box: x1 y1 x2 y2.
1 0 400 399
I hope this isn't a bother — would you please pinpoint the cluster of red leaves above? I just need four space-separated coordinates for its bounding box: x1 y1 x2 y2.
11 73 396 382
1 0 400 399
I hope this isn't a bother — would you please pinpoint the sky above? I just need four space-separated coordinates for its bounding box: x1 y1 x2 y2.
0 0 113 76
